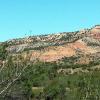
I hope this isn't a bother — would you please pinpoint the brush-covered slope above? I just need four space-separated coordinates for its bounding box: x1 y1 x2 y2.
0 25 99 64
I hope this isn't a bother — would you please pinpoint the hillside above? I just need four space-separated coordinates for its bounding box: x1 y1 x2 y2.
1 25 100 63
0 25 100 99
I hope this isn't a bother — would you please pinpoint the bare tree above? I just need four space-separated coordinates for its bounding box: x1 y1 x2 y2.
0 54 30 97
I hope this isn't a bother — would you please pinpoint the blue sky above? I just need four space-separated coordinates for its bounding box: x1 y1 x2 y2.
0 0 100 41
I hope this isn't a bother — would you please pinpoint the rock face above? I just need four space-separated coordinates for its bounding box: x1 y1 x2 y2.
1 25 100 64
90 25 100 39
29 39 99 62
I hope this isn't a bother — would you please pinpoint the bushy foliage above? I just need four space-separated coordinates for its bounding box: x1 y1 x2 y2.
0 43 8 60
0 57 100 100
